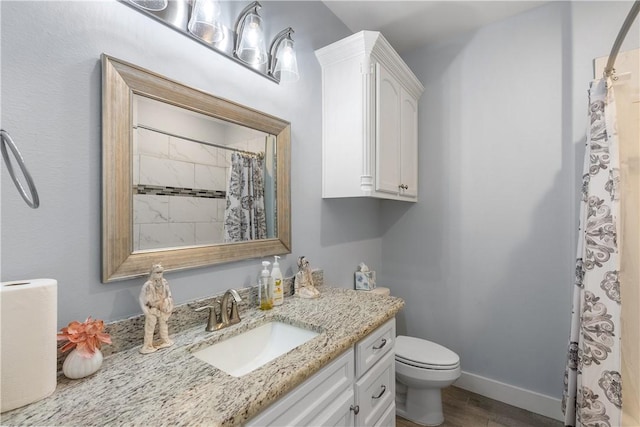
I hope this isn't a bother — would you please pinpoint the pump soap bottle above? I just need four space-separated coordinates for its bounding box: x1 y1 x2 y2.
272 256 283 306
259 261 273 310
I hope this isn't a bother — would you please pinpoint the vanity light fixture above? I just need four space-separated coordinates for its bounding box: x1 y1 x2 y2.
188 0 225 44
122 0 300 84
234 1 268 66
269 27 299 83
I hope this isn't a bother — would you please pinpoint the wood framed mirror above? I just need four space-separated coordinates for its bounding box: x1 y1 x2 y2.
102 54 291 282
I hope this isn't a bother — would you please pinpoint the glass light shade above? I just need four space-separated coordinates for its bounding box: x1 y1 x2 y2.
188 0 224 44
236 13 268 65
273 38 299 82
128 0 168 11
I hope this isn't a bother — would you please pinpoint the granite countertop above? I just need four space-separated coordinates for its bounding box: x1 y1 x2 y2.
1 287 404 426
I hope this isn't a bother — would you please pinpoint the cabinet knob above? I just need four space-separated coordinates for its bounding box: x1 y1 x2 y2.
350 404 360 414
399 184 409 190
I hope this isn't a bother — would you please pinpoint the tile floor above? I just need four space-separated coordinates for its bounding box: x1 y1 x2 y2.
396 386 564 427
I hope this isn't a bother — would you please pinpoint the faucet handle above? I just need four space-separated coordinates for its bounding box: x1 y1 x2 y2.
222 289 242 325
195 300 223 331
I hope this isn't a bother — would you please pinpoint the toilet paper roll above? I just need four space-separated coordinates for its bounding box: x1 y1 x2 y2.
1 279 57 413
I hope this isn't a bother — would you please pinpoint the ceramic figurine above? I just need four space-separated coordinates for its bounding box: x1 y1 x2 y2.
294 256 320 299
139 264 174 354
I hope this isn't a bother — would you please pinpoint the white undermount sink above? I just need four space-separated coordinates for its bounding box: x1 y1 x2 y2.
191 321 320 377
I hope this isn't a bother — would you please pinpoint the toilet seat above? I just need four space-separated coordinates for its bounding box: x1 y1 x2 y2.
396 356 459 371
395 335 460 370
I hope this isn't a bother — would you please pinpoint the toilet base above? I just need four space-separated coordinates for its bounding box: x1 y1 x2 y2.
396 383 444 426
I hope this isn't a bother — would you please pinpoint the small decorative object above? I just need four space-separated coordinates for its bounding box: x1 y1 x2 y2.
139 264 174 354
355 262 376 291
294 256 320 299
57 317 111 379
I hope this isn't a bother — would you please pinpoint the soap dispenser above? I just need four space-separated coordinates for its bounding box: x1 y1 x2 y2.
271 256 283 306
258 261 273 310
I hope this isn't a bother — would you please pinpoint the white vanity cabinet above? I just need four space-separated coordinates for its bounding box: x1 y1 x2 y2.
246 319 396 427
316 31 424 202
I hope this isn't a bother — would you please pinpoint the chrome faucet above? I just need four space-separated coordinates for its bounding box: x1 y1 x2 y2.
195 289 242 332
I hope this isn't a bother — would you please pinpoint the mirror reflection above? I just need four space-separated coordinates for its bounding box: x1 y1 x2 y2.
132 95 277 250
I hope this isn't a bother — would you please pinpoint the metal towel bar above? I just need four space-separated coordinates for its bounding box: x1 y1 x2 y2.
0 129 40 209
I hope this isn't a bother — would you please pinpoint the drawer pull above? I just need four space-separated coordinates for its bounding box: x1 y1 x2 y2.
372 385 387 399
373 338 387 350
350 405 360 414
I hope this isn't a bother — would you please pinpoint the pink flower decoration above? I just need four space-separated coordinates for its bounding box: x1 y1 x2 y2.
57 317 112 358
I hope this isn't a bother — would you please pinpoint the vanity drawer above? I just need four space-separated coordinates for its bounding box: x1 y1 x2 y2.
246 348 354 427
355 350 395 426
355 318 395 377
374 401 396 427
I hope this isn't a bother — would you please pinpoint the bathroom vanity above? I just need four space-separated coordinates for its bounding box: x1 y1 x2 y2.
0 286 403 426
246 318 396 426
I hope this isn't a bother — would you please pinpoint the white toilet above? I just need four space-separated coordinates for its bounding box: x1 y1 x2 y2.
395 335 460 426
367 287 461 426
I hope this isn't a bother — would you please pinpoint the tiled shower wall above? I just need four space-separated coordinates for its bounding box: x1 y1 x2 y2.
133 127 229 250
132 128 266 250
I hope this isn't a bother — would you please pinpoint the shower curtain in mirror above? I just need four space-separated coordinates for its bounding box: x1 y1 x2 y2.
562 78 622 427
223 152 267 242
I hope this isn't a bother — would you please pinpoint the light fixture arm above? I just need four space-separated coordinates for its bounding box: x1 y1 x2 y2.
234 1 261 54
268 27 294 74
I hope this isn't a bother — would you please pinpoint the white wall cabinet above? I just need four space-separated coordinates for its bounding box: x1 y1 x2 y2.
316 31 424 202
247 319 396 426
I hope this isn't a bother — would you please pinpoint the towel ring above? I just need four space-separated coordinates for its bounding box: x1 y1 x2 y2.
0 129 40 209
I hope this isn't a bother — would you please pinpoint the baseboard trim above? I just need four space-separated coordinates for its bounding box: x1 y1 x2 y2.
454 371 564 422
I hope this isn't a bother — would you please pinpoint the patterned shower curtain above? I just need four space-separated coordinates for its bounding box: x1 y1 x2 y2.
562 79 622 427
223 152 267 242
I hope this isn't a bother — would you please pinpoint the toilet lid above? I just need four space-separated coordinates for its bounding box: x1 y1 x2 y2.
395 335 459 369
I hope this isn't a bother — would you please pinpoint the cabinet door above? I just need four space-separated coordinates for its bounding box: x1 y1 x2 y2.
375 62 401 195
307 388 355 427
400 88 418 198
246 349 354 426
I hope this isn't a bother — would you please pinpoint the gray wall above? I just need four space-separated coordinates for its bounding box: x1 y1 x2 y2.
382 1 639 400
0 1 382 326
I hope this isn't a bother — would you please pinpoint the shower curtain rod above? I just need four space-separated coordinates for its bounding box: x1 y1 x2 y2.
604 0 640 78
134 124 263 157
